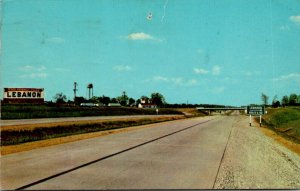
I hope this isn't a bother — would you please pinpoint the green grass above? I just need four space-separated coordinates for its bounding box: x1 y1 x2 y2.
1 105 183 119
260 107 300 144
1 117 183 146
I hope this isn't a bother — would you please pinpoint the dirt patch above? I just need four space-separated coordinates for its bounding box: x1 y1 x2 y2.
1 116 186 155
258 126 300 156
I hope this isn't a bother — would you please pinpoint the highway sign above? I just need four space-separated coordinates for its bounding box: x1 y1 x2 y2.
247 106 265 115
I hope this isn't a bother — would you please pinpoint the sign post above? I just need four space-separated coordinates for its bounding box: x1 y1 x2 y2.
260 115 262 127
247 106 265 127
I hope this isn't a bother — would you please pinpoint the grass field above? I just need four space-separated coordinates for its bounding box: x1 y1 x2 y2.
260 107 300 144
1 105 182 119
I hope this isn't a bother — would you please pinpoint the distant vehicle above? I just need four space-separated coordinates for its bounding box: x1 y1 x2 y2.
80 103 99 107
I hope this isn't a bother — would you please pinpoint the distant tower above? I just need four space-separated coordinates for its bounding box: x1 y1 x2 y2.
87 83 93 99
73 82 78 101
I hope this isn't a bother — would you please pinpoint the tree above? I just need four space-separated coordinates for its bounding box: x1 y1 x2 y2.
90 96 100 103
117 91 129 106
136 99 141 106
140 95 150 104
99 95 110 106
111 98 118 103
261 93 269 106
282 95 289 106
54 92 67 104
128 98 136 106
272 95 280 108
273 101 281 108
289 93 298 105
151 92 166 107
74 96 86 105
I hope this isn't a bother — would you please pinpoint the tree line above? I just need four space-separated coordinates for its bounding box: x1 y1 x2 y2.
261 93 300 107
53 91 166 107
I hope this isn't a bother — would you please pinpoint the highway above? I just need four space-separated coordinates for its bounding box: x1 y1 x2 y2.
2 114 300 189
1 115 232 189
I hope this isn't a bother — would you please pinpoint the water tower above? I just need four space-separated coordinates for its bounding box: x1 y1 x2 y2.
87 83 93 99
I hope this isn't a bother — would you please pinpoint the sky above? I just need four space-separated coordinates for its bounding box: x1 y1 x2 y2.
1 0 300 106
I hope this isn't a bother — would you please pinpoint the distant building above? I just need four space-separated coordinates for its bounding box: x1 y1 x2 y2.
80 103 99 107
3 88 44 104
108 103 121 107
138 103 157 109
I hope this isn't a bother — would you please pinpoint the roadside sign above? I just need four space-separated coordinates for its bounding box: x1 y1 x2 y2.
247 106 266 127
247 106 265 115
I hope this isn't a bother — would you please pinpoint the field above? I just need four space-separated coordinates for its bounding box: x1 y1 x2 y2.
260 107 300 144
1 105 182 119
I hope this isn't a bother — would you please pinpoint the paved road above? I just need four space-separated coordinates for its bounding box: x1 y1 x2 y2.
0 115 181 126
1 115 234 189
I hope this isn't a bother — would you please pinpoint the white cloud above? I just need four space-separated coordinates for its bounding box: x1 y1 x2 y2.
19 65 34 71
273 73 300 81
45 37 65 44
187 79 198 86
197 49 204 54
212 87 225 94
290 15 300 24
244 56 250 60
37 66 46 71
19 65 46 72
126 32 162 42
212 65 221 75
55 68 69 72
172 77 184 85
20 73 48 79
279 25 290 31
151 76 198 86
113 65 132 72
243 70 261 76
18 65 48 79
194 68 209 74
127 32 154 40
153 76 169 82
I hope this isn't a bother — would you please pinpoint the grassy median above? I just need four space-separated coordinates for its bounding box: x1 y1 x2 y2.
1 105 182 119
1 116 185 146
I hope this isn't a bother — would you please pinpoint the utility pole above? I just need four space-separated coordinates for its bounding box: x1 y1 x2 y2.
73 82 78 102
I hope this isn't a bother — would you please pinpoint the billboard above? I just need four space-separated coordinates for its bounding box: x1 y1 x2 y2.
3 88 44 104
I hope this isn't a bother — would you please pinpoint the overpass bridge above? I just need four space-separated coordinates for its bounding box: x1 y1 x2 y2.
196 107 246 115
196 107 245 111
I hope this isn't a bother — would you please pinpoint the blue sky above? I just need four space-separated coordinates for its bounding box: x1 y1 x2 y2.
1 0 300 106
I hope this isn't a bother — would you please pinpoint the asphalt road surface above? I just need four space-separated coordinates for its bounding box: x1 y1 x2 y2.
2 114 300 189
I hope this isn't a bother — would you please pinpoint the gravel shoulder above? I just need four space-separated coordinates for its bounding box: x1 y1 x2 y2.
214 115 300 189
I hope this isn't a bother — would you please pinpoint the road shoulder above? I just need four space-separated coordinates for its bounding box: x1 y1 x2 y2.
214 115 300 189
